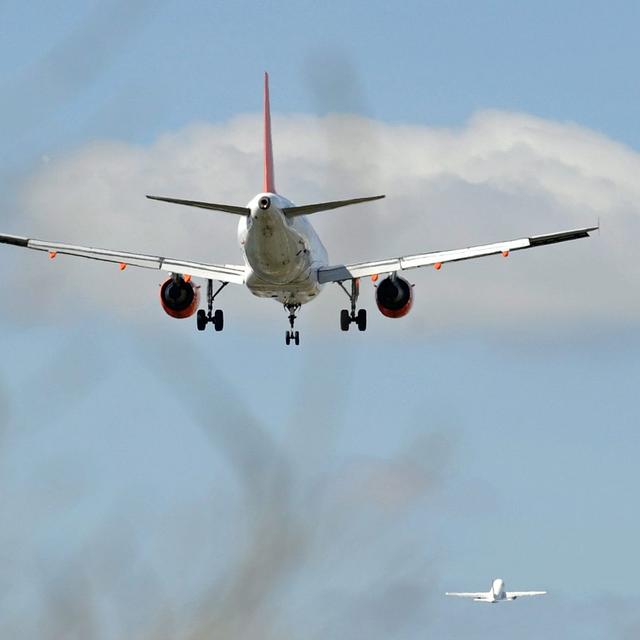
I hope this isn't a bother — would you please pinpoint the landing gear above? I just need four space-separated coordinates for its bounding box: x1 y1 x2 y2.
284 304 301 346
285 330 300 346
197 279 227 332
338 278 367 332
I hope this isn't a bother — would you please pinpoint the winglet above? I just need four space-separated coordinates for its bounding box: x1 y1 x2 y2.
263 72 276 194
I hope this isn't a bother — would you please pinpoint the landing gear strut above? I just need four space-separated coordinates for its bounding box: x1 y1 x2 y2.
284 303 301 346
338 278 367 331
197 279 227 332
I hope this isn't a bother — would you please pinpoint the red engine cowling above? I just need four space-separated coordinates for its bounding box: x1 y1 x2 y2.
159 276 200 319
375 274 413 318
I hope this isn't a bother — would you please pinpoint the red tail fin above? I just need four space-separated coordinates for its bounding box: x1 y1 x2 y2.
263 72 276 193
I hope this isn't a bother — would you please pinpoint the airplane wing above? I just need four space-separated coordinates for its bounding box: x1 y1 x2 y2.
317 226 597 284
445 592 487 598
0 233 246 284
506 591 547 598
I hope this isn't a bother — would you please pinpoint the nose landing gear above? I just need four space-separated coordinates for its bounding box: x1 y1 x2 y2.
197 279 227 332
284 303 301 346
285 330 300 346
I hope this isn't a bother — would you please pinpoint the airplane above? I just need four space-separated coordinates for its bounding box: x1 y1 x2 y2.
446 578 546 603
0 73 597 345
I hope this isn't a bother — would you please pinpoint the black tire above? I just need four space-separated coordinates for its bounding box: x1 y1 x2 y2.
356 308 367 332
285 331 291 345
340 309 351 331
294 331 300 346
196 309 207 331
213 309 224 332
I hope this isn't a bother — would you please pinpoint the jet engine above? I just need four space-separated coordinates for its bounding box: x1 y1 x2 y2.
160 275 200 319
375 274 413 318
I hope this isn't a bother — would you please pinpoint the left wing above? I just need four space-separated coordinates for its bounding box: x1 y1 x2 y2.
506 591 547 598
445 592 487 598
0 233 246 284
318 226 597 284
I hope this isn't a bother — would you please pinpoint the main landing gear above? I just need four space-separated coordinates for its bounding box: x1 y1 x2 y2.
284 303 301 346
338 278 367 332
197 279 227 332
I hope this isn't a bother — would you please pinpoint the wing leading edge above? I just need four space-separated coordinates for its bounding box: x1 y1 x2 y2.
318 226 597 284
0 234 246 284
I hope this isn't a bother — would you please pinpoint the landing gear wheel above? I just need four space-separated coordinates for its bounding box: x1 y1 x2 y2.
197 309 207 331
285 330 300 346
356 308 367 332
213 309 224 332
340 309 351 331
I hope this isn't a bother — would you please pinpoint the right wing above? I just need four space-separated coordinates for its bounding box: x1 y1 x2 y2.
0 233 246 284
318 226 597 283
445 592 487 598
506 591 547 598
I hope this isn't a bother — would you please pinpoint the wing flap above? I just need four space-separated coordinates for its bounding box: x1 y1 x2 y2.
318 226 597 283
0 234 246 284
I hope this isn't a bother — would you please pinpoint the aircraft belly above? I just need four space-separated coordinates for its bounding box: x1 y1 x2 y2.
244 218 308 284
245 268 322 305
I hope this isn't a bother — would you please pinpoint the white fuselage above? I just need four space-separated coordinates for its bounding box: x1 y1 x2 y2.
237 193 329 306
477 579 508 603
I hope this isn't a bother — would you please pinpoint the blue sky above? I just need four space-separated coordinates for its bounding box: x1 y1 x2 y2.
0 1 639 638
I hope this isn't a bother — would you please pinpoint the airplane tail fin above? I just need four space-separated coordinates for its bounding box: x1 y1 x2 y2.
263 72 276 193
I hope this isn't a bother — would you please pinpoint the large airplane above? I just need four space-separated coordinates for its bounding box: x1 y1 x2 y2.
446 578 546 604
0 74 597 345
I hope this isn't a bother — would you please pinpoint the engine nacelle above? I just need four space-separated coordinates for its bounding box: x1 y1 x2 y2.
159 276 200 319
375 274 413 318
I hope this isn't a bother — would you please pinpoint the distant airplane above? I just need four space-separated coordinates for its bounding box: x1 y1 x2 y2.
0 73 597 345
446 578 546 603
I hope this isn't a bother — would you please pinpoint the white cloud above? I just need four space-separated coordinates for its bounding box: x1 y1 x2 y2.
3 110 638 335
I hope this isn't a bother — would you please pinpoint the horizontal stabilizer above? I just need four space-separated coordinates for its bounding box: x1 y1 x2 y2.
283 195 385 217
147 195 250 216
